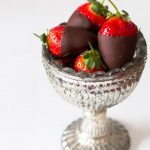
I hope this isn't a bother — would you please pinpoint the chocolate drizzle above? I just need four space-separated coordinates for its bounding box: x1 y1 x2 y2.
68 11 98 34
98 34 138 69
61 26 97 57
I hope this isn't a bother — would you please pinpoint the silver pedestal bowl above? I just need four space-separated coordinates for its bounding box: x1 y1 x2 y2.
42 32 147 150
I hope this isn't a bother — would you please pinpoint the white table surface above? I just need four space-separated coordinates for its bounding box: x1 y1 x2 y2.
0 0 150 149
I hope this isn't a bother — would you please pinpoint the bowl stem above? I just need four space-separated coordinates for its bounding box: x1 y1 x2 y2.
80 109 110 139
62 109 130 149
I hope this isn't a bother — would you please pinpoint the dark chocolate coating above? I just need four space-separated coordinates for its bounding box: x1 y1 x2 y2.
98 34 137 69
68 11 98 34
61 26 97 56
59 22 67 26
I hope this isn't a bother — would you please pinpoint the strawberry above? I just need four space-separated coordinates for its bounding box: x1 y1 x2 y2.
35 25 97 57
68 0 108 33
42 42 76 67
74 43 106 73
47 25 64 57
98 0 138 69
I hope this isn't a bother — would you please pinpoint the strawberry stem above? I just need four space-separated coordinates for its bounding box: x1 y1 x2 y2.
108 0 121 16
34 33 47 44
101 0 105 5
88 42 95 51
34 33 41 38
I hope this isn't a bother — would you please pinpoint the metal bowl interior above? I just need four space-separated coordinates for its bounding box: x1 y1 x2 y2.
42 32 147 111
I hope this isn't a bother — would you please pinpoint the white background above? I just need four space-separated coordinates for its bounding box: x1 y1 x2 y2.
0 0 150 149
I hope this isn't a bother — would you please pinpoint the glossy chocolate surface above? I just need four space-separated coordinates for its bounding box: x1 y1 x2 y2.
98 34 138 69
68 11 98 33
61 26 97 56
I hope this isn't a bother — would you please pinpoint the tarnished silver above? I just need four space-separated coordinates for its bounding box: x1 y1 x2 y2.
42 32 147 150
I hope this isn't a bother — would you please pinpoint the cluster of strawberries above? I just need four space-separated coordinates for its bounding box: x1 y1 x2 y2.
36 0 138 73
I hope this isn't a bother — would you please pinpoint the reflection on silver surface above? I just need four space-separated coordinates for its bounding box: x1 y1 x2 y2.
42 32 147 150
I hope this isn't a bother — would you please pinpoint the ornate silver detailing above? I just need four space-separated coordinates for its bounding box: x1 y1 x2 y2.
42 32 147 150
62 118 130 150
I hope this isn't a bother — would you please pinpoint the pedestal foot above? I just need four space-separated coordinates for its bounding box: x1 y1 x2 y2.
62 119 130 150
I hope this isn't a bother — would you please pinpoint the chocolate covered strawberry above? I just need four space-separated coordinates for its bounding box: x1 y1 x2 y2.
98 0 138 69
74 43 106 73
42 42 76 67
68 0 108 33
36 25 97 57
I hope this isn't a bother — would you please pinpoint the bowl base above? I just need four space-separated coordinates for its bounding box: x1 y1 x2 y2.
62 118 130 150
